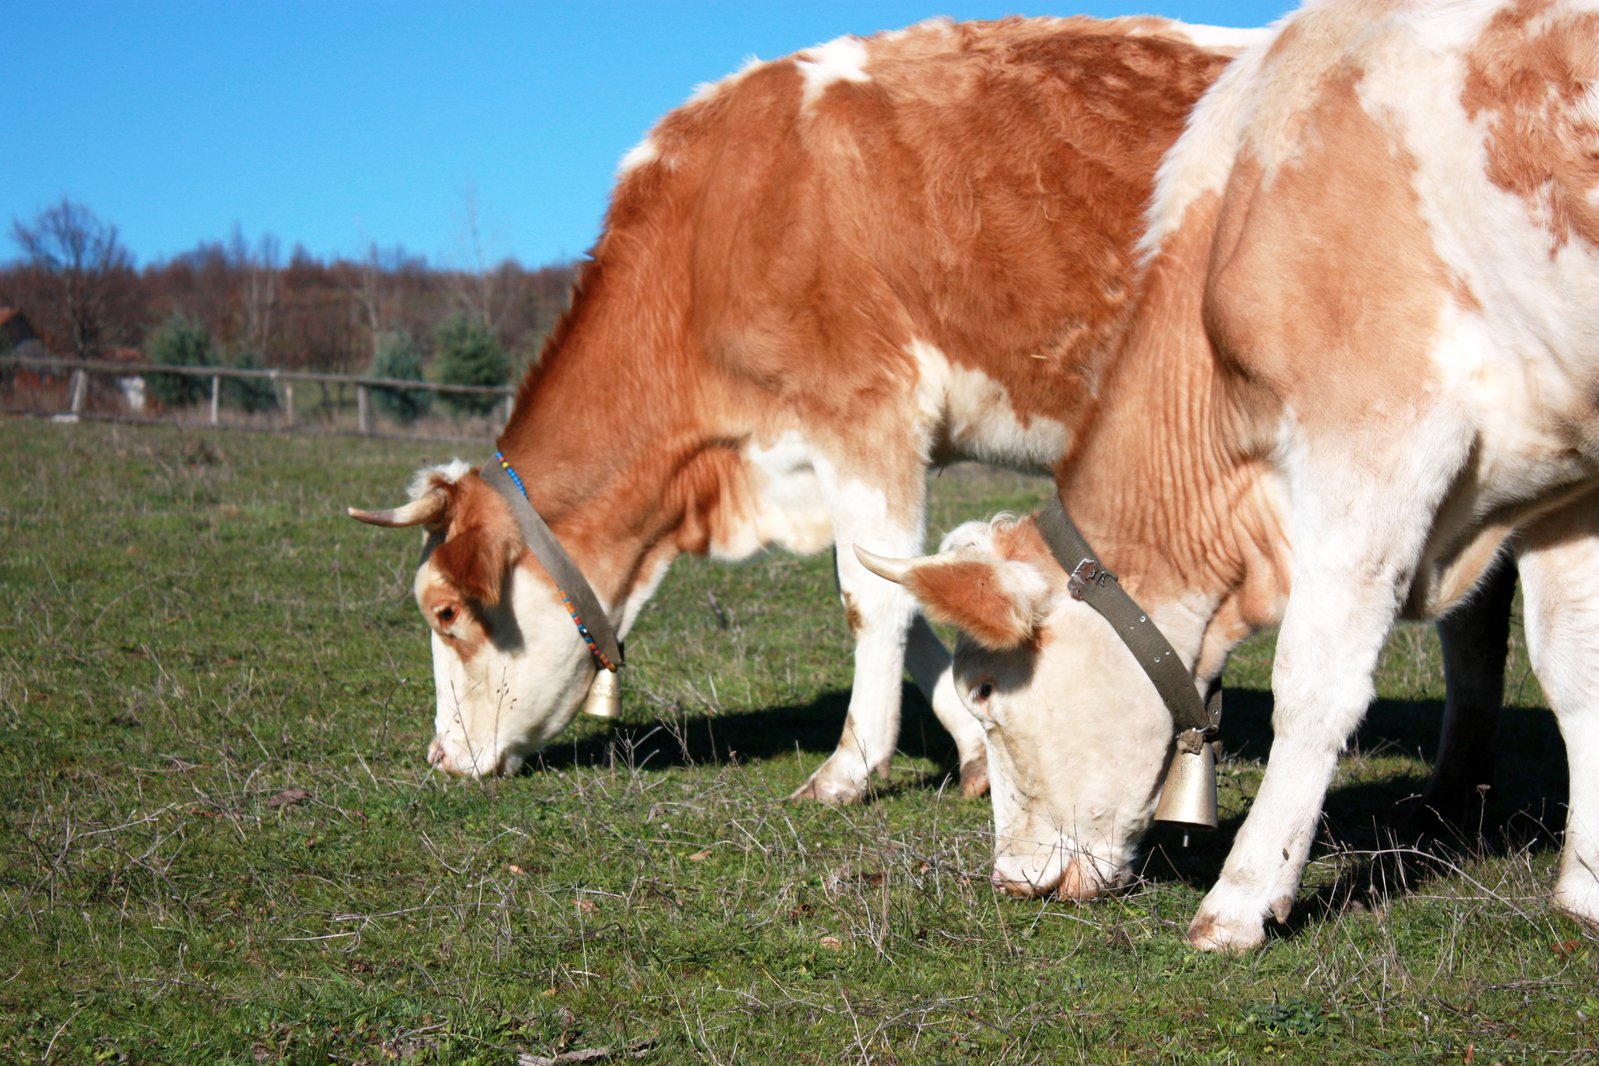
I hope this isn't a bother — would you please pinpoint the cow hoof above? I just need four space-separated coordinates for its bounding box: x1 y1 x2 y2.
1553 875 1599 930
1185 909 1267 953
958 757 990 799
1397 780 1491 842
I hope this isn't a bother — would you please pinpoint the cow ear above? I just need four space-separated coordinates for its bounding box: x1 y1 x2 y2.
855 546 1051 651
427 482 526 606
430 522 524 607
904 557 1052 651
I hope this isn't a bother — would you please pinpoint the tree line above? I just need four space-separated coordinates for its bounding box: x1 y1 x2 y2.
1 198 578 419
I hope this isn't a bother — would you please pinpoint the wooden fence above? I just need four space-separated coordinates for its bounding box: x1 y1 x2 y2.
0 353 515 436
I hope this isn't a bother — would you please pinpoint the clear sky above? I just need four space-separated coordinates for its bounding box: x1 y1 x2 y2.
8 0 1295 271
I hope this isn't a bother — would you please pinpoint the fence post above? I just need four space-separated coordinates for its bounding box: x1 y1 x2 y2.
210 375 221 425
69 369 88 415
357 385 370 434
284 381 295 428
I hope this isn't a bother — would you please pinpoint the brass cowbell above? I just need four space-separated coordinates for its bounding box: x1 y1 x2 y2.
1153 729 1218 831
581 667 622 720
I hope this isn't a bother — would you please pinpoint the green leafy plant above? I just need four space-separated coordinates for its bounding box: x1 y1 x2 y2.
368 331 432 424
222 346 279 414
143 313 217 407
433 312 508 415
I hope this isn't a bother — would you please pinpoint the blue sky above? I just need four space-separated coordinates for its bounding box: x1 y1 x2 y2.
8 0 1294 270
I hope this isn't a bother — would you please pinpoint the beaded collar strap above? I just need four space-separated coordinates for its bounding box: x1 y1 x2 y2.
480 450 624 672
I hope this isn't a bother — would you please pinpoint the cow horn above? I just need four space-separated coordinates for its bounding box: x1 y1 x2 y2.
347 488 450 528
852 544 919 584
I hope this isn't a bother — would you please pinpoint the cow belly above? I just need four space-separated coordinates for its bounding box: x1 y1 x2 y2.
709 432 834 560
911 339 1071 472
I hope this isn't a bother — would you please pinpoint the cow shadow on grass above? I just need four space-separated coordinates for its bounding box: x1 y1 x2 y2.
528 683 965 789
1140 686 1570 930
530 680 1569 927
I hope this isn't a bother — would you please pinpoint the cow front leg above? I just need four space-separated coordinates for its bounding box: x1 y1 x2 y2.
789 466 927 804
905 614 989 797
1515 498 1599 928
1188 570 1403 950
1189 433 1462 951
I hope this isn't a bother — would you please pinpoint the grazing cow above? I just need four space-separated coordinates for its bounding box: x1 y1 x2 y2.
865 0 1599 948
348 16 1265 790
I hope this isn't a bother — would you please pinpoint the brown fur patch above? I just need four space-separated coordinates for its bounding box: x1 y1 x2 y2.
1463 2 1599 253
905 558 1038 651
841 591 864 639
491 17 1237 603
1205 64 1447 429
429 477 526 606
666 443 750 556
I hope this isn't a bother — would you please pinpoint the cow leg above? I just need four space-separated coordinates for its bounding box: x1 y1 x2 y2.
787 461 929 804
1188 427 1468 951
1513 496 1599 928
905 613 990 797
788 452 987 803
1413 554 1515 829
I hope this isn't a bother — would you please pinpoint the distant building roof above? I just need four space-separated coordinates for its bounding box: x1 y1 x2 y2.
0 308 40 351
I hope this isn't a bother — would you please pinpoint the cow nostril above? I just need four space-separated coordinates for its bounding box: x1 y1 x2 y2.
426 740 449 770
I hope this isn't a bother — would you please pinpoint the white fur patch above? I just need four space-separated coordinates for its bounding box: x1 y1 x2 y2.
617 135 660 177
718 431 834 559
1161 22 1274 52
796 35 871 108
937 516 1013 555
909 339 1069 471
407 459 472 500
1138 29 1278 260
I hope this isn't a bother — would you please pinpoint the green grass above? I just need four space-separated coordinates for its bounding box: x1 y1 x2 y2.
1 419 1595 1064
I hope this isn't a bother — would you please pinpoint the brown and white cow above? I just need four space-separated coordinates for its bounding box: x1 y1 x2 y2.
869 0 1599 947
349 12 1511 816
349 16 1268 790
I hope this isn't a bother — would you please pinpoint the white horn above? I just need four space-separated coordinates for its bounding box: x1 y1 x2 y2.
852 544 919 585
347 488 450 529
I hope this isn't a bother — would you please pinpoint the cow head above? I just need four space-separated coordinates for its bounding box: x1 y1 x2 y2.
856 516 1173 898
350 461 595 776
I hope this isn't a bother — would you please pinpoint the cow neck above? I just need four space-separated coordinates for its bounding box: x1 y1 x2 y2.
482 452 624 671
493 262 715 627
1051 208 1272 672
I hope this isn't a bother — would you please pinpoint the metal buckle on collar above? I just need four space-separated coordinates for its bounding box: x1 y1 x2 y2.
1068 558 1115 600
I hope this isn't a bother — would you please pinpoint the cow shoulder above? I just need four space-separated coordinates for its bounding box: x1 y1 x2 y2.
1202 8 1453 430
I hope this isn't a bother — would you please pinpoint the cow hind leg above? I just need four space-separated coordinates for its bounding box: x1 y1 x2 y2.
1514 496 1599 928
905 614 989 797
1412 554 1515 831
788 460 929 805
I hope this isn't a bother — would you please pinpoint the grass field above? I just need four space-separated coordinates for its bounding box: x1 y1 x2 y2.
2 418 1595 1064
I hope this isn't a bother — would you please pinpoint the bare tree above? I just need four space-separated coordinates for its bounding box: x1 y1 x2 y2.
450 184 507 331
230 226 281 355
348 242 413 363
10 198 137 358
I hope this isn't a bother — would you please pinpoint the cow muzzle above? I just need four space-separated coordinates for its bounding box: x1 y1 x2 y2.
991 855 1123 900
426 737 523 777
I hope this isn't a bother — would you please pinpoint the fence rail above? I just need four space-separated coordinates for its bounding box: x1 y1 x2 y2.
0 353 516 434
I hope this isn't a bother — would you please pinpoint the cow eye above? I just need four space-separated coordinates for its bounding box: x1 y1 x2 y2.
972 681 994 703
435 604 457 627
